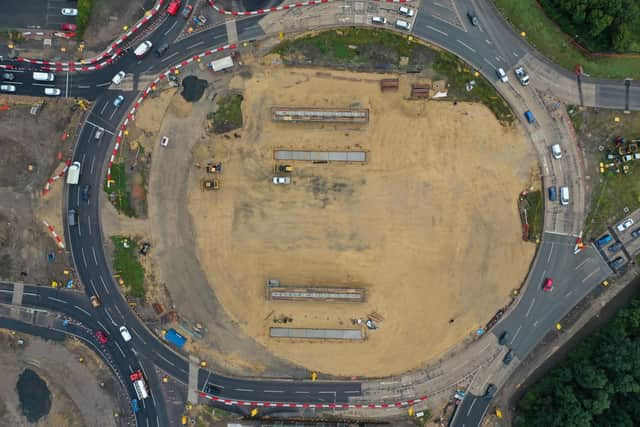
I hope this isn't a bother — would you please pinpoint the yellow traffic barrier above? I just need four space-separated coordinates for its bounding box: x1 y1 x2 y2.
251 408 259 417
311 372 317 381
408 406 414 417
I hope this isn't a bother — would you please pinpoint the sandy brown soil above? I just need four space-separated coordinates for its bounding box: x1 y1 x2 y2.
187 65 537 376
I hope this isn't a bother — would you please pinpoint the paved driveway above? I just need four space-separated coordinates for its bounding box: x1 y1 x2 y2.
0 0 77 30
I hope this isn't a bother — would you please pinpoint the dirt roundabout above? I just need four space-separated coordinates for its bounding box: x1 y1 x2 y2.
181 65 538 377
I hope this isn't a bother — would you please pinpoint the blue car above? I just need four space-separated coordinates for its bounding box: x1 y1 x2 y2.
548 186 557 202
131 399 139 413
524 110 536 124
596 234 613 248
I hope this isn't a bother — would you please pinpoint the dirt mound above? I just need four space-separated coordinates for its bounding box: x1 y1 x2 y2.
181 76 209 103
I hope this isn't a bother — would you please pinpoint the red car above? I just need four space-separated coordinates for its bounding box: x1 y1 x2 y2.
167 0 182 15
543 278 554 292
95 330 108 344
61 23 77 31
181 4 193 19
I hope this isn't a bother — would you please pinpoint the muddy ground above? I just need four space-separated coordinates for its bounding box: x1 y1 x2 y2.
0 330 123 427
186 64 538 376
0 98 84 284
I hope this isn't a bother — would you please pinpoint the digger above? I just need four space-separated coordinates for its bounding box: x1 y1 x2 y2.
277 164 293 173
201 178 220 191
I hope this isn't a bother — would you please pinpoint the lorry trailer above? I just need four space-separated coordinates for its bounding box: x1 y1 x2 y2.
66 161 81 185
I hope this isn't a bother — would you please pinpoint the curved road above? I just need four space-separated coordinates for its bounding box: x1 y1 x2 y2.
1 0 638 426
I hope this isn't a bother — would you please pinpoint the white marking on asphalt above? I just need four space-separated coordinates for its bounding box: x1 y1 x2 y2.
343 390 360 393
565 291 573 297
91 246 98 265
98 320 107 330
88 278 97 294
235 388 254 392
513 51 519 57
547 242 554 262
212 383 224 388
114 341 126 357
99 101 108 115
319 391 336 394
95 82 111 87
495 56 502 62
161 52 179 62
130 327 146 344
78 84 90 89
156 416 159 427
295 391 309 394
23 292 38 296
188 41 204 49
76 184 80 207
90 156 96 174
0 289 12 294
32 83 55 87
426 25 448 36
164 21 178 35
81 247 88 267
467 397 477 415
525 298 536 317
129 365 134 373
483 57 495 68
575 258 589 270
105 309 117 326
74 305 91 317
264 390 283 393
86 120 115 135
380 381 399 385
485 39 491 44
158 353 176 366
99 275 110 295
87 215 92 235
65 71 69 98
146 417 150 427
47 296 67 304
457 39 476 52
582 268 600 283
114 304 122 317
152 393 158 411
109 107 117 120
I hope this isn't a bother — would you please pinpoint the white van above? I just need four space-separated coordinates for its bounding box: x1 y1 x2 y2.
44 87 61 96
396 19 411 30
399 6 414 16
66 161 81 185
33 72 55 81
134 41 152 58
372 16 387 24
560 186 570 205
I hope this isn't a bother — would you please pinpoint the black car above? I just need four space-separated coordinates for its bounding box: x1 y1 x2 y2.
609 256 626 270
68 209 78 227
608 241 623 253
484 384 497 400
140 242 151 256
631 228 640 239
1 72 15 81
81 184 90 202
156 43 169 57
467 11 479 26
203 384 220 395
502 349 513 365
498 331 509 346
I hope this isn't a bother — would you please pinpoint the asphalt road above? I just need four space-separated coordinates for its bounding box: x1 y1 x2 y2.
0 0 638 426
0 0 78 31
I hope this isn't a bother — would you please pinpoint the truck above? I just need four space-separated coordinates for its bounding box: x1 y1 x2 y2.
130 370 149 400
164 328 186 348
208 56 234 72
514 66 530 86
66 161 81 185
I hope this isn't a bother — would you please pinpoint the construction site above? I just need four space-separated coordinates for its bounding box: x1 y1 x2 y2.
184 63 539 377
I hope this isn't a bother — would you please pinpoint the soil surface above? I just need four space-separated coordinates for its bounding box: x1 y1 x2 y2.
186 65 538 376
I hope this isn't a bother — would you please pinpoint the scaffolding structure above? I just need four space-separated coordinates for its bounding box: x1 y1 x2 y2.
271 107 369 123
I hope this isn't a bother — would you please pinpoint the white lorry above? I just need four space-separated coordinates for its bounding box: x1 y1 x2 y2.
130 370 149 400
209 55 234 72
66 161 81 185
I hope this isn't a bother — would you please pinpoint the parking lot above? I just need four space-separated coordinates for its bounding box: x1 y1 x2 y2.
0 0 77 30
367 3 417 30
593 208 640 271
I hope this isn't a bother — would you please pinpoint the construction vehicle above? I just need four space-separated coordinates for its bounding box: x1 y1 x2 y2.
277 164 293 173
206 162 222 173
77 99 89 111
202 178 220 190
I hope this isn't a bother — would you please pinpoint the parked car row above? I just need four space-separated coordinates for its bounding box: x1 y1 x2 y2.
371 6 415 31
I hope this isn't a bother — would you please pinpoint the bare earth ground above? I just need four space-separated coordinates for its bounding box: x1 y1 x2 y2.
185 64 538 376
0 330 120 427
0 99 82 284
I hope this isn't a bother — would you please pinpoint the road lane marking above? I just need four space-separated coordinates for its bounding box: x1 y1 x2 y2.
164 20 178 35
99 101 108 115
73 305 91 317
235 388 254 392
105 309 117 326
161 52 179 62
343 390 360 393
547 242 554 262
114 341 126 358
513 51 519 57
188 41 204 49
483 57 495 68
565 291 573 297
65 72 69 98
31 83 55 87
426 25 448 36
575 258 589 270
78 84 90 89
525 298 536 317
485 39 491 44
130 327 146 345
264 390 283 393
90 156 96 174
76 183 81 207
0 289 12 294
109 107 117 120
582 268 600 283
91 246 98 265
319 391 336 394
88 278 97 294
87 216 92 235
467 397 477 416
81 247 88 267
99 275 110 295
457 39 476 52
158 353 176 366
96 82 111 87
47 296 67 304
98 320 107 331
23 292 38 297
295 391 309 394
146 417 150 427
114 304 122 317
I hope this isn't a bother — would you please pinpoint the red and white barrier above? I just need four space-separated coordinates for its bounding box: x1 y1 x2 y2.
208 0 410 16
199 391 427 409
106 44 238 187
43 220 65 249
42 159 71 195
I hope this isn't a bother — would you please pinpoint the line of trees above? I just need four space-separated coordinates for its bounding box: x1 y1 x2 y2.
539 0 640 52
515 296 640 426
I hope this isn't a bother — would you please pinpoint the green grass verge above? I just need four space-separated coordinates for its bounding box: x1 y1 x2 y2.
584 166 640 238
524 190 543 241
111 236 145 298
211 94 243 134
493 0 640 79
104 162 136 218
433 51 514 124
76 0 93 40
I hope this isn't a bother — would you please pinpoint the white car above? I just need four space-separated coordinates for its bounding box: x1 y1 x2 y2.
134 41 153 58
551 144 562 159
0 84 16 92
95 127 104 140
273 176 291 185
111 71 126 85
119 326 132 342
160 136 169 147
399 6 414 17
61 8 78 16
44 87 61 96
617 218 634 232
372 16 387 25
496 68 508 83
